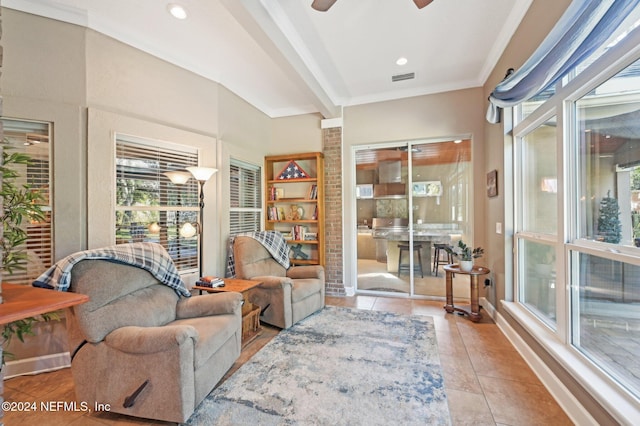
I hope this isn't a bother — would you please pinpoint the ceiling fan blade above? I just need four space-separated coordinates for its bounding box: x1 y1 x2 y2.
413 0 434 9
311 0 337 12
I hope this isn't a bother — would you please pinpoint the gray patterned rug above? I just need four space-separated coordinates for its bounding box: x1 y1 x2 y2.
185 306 450 425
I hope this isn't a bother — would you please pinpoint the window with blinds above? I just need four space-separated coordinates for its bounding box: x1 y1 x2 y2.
230 159 262 235
115 135 200 272
1 118 52 285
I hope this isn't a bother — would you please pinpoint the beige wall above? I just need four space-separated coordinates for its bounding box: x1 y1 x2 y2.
85 31 221 135
270 113 323 155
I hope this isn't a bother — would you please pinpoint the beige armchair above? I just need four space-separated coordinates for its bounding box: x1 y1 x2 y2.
65 259 243 423
233 236 325 329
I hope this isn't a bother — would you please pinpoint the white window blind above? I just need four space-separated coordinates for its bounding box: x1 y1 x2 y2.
1 118 52 284
115 135 200 272
230 159 262 235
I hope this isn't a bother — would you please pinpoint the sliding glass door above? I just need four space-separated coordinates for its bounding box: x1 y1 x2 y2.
354 139 472 297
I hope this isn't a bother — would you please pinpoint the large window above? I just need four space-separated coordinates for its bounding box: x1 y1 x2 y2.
511 17 640 418
516 118 559 328
115 135 199 272
1 118 52 284
570 58 640 400
229 158 262 235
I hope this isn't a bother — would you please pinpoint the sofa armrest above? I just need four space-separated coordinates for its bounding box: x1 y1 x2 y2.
252 275 293 290
176 292 242 319
287 265 324 280
105 324 198 354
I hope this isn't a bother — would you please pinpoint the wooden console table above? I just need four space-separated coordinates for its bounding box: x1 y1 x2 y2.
443 264 490 322
194 279 263 346
0 283 89 325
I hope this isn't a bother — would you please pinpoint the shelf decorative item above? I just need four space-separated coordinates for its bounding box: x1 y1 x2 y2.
290 244 309 260
285 205 304 220
276 160 309 180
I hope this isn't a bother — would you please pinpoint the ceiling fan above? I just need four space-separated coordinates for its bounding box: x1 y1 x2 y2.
311 0 434 12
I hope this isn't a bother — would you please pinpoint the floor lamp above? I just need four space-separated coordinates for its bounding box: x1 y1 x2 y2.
165 167 217 278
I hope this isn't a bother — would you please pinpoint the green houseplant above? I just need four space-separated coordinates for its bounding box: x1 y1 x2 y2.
446 240 484 272
1 139 58 366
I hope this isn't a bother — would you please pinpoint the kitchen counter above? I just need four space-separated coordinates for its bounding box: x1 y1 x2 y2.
381 228 460 274
357 229 376 260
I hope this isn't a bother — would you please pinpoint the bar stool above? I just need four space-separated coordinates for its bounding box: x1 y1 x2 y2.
432 243 453 277
397 243 424 278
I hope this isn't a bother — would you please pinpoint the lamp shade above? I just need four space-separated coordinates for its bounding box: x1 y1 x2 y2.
148 222 161 234
163 170 192 184
179 222 198 238
186 166 218 182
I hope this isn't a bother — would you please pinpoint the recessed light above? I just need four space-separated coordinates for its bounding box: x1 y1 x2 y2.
167 3 188 20
454 139 462 144
396 57 408 66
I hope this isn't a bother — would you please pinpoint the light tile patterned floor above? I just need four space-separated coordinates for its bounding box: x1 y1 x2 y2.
3 296 573 425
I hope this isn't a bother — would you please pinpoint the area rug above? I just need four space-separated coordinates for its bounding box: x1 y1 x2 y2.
185 306 450 425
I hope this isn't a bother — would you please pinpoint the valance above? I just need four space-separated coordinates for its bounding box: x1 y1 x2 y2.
487 0 640 123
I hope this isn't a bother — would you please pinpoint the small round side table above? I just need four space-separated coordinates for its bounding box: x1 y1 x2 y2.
443 264 490 322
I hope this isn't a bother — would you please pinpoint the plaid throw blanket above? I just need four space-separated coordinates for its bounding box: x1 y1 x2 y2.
33 242 191 298
226 231 290 278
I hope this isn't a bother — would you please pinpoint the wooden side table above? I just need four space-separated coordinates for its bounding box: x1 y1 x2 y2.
0 283 89 325
0 283 89 425
194 278 263 346
443 264 490 322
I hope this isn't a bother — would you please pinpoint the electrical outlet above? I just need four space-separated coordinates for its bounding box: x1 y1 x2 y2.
484 278 492 287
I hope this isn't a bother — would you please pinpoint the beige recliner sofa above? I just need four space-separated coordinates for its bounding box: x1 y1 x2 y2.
65 259 243 423
233 236 325 329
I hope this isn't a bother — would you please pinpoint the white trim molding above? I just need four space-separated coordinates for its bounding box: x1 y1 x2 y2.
4 352 70 380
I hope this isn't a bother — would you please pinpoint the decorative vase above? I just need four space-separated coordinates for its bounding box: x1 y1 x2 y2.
459 260 473 272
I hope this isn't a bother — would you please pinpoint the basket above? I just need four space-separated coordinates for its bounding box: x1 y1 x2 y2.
242 303 261 341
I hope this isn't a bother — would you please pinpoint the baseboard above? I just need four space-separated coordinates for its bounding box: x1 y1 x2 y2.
491 308 598 426
4 352 71 379
479 297 495 319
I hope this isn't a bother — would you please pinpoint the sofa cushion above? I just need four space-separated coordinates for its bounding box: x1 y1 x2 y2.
171 314 239 370
70 260 178 342
291 278 323 303
234 236 286 279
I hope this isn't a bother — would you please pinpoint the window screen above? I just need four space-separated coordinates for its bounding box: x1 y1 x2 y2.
115 135 200 272
230 158 262 235
1 118 52 284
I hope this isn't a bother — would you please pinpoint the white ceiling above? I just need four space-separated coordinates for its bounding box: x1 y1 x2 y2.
5 0 532 118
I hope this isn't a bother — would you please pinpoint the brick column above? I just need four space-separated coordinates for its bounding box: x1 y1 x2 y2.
323 126 345 295
1 5 4 301
1 5 6 420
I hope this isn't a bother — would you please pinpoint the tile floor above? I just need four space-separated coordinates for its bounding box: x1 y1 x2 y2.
2 295 573 425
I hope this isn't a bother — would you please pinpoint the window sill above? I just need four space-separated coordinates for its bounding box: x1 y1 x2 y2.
501 301 640 425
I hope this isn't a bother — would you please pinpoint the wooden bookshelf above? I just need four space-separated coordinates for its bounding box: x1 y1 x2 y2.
265 152 324 267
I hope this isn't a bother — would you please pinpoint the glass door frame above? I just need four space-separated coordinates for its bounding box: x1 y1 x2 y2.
351 136 473 298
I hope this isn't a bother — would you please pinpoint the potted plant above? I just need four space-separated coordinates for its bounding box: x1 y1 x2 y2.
446 240 484 272
1 139 58 367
